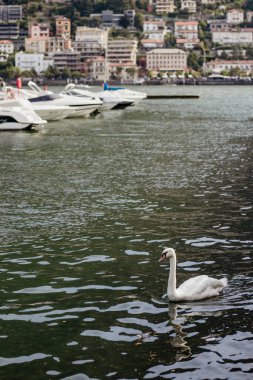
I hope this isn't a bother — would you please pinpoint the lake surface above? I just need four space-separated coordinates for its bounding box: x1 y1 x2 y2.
0 85 253 380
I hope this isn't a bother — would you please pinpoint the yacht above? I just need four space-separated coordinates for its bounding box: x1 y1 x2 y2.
103 83 147 104
0 98 47 131
27 81 102 118
62 84 134 110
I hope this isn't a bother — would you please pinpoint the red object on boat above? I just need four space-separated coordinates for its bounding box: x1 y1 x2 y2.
16 77 22 89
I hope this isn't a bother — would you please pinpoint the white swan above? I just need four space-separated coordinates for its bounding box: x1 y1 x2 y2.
159 247 227 302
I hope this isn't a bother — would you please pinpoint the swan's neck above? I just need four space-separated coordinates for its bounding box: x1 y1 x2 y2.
168 253 177 299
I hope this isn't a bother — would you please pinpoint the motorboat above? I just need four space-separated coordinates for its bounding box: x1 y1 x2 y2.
103 83 147 104
26 81 103 118
61 84 117 111
2 86 76 121
1 86 75 121
0 98 47 131
62 84 134 110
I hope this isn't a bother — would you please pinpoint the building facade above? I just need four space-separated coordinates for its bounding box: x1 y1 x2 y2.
155 0 175 15
226 9 244 25
56 16 71 38
174 21 199 48
205 60 253 74
212 29 253 44
107 39 138 64
0 23 19 40
51 50 81 72
15 52 54 74
181 0 197 13
46 37 72 53
29 23 50 39
0 5 22 22
25 37 47 53
146 48 187 72
75 27 108 48
0 40 14 54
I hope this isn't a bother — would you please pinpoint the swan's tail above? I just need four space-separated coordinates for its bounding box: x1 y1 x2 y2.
220 277 228 288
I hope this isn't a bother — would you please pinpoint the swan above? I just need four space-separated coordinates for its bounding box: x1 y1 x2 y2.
159 247 227 302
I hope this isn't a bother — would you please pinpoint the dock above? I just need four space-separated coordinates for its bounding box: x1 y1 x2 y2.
147 94 200 99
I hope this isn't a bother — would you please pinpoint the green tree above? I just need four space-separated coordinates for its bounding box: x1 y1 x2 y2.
164 33 176 47
187 52 200 71
134 12 143 31
62 67 72 79
126 67 137 77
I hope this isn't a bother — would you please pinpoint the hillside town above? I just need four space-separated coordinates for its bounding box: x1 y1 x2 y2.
1 0 253 82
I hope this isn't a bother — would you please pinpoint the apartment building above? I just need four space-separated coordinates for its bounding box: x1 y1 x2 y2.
143 19 166 33
29 23 50 39
142 19 166 48
146 48 187 72
75 27 108 46
205 60 253 74
73 40 104 60
25 37 47 54
56 16 71 38
174 21 199 48
181 1 197 13
226 9 244 25
0 23 19 40
212 29 253 44
0 5 22 22
155 0 175 15
51 50 81 72
15 52 54 74
46 37 72 53
90 9 135 28
0 40 14 54
107 39 138 64
85 56 107 81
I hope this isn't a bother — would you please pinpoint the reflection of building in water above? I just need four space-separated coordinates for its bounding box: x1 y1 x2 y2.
168 304 192 361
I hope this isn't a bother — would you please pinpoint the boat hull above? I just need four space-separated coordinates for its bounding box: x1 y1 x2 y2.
0 122 31 131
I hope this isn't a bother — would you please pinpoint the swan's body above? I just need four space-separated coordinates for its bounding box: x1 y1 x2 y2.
159 248 227 302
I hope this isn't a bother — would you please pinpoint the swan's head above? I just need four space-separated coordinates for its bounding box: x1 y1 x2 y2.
159 247 176 262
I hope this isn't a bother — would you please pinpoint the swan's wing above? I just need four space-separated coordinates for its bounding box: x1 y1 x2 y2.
176 275 226 301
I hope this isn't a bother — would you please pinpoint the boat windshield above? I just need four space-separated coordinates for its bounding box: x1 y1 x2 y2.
29 94 60 102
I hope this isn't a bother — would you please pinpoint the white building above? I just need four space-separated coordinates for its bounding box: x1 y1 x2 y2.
143 19 166 46
181 0 196 14
0 40 14 54
74 27 108 59
201 0 221 4
146 48 187 72
141 39 164 49
212 29 253 44
15 52 54 74
107 39 138 65
174 21 199 48
205 60 253 75
75 27 108 48
143 19 166 33
226 9 244 25
155 0 175 15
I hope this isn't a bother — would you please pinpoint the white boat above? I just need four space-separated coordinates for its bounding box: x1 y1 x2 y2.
61 84 118 111
27 81 102 118
63 84 134 110
2 86 76 121
103 83 147 104
0 98 47 131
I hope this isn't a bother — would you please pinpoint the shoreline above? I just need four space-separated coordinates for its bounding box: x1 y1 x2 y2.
7 78 253 87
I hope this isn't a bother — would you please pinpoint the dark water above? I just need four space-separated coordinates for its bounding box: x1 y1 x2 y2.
0 85 253 380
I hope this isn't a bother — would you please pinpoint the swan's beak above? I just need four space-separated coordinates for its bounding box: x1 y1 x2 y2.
159 254 165 262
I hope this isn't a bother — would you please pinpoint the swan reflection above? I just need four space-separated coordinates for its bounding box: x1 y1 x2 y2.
168 303 192 361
